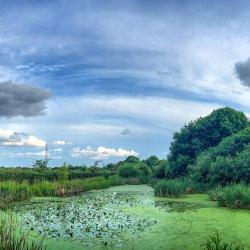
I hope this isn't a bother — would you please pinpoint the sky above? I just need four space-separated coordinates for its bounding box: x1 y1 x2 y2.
1 0 250 166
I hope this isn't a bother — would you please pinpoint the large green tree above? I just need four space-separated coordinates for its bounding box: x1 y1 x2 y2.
168 107 249 177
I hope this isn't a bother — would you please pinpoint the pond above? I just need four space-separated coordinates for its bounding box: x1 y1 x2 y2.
12 185 250 249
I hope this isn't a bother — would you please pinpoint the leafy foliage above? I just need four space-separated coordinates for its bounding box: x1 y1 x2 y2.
168 107 249 178
193 127 250 185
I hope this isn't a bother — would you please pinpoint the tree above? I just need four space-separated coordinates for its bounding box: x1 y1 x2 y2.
123 156 140 164
32 159 49 169
168 107 249 177
192 127 250 185
144 156 160 168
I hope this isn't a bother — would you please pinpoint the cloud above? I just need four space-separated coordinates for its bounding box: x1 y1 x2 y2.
235 58 250 87
0 81 50 118
53 140 66 145
121 128 133 136
0 128 46 147
17 151 47 157
71 146 139 159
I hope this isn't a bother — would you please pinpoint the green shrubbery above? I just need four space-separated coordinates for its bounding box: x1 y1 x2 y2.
209 184 250 209
193 128 250 186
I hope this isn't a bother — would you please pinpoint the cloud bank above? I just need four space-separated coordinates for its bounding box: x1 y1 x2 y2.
0 81 50 118
0 129 46 147
71 146 139 159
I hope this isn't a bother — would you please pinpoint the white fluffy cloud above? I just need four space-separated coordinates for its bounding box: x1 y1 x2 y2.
0 129 46 147
71 146 139 159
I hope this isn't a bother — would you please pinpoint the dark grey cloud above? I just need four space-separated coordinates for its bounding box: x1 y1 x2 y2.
121 128 133 136
0 81 50 117
235 58 250 87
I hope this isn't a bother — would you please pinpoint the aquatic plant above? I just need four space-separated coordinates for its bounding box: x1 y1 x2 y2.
154 178 196 197
0 182 31 209
201 231 245 250
209 184 250 209
14 189 156 247
0 213 46 250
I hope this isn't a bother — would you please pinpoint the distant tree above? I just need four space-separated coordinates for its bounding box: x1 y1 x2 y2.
124 156 140 164
168 107 249 177
144 156 160 168
32 159 49 169
118 164 140 178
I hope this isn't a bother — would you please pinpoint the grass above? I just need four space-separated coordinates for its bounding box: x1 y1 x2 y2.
153 178 198 197
0 176 121 208
209 184 250 209
0 213 46 250
201 231 245 250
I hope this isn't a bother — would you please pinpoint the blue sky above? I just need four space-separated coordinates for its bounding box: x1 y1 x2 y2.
1 0 250 166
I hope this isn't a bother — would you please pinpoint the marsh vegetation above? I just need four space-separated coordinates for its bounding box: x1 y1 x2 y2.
3 107 250 249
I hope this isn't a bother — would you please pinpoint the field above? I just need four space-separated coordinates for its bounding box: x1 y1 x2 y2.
3 185 249 250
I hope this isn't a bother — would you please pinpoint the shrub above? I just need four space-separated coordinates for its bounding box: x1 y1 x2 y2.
209 184 250 209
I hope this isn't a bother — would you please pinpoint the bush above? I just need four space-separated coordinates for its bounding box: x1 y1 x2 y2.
209 184 250 209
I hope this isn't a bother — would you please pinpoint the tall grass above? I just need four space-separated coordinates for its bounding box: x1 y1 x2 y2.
0 182 31 209
201 231 245 250
209 184 250 209
0 213 46 250
153 178 197 197
0 176 121 208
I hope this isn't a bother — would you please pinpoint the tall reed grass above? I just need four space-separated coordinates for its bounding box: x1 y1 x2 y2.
209 184 250 209
153 178 196 197
0 176 121 208
0 213 46 250
201 231 245 250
